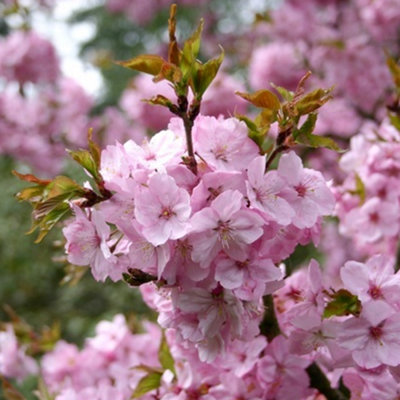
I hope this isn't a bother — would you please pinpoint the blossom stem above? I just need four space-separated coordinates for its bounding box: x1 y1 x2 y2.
171 95 200 175
306 362 349 400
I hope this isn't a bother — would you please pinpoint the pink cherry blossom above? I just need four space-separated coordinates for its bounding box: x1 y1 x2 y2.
63 205 118 282
0 325 38 380
190 190 264 267
277 151 335 229
256 336 311 400
341 255 400 305
192 116 260 171
246 155 294 225
134 173 191 246
0 30 59 84
339 301 400 369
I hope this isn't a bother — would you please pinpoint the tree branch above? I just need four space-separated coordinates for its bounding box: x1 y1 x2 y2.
259 294 281 342
306 362 349 400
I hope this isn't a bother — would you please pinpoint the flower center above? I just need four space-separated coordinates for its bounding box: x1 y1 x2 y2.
287 287 303 302
212 145 228 162
236 260 249 269
216 220 233 242
369 324 383 340
160 207 174 220
295 184 307 198
369 212 379 224
368 284 382 300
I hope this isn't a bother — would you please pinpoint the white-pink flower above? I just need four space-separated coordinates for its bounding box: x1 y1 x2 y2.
190 190 264 267
246 155 294 225
0 325 38 381
134 173 191 246
341 255 400 305
277 151 335 228
63 205 117 282
339 300 400 368
193 116 259 171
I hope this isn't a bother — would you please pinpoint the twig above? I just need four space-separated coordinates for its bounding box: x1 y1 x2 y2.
306 362 349 400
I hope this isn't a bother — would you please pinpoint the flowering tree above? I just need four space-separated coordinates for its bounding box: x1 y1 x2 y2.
2 1 400 400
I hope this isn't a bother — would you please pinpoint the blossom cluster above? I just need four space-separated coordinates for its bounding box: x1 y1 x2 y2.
7 252 400 399
62 114 334 362
0 325 37 381
249 0 400 138
0 29 146 173
273 254 400 400
334 119 400 258
0 27 247 174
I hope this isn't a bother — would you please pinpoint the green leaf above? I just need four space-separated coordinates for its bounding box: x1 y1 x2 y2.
348 174 366 204
389 113 400 132
154 62 182 84
323 289 362 318
88 128 101 169
158 331 176 375
387 54 400 90
295 132 342 152
14 171 88 242
179 18 204 85
46 176 84 198
115 54 165 76
292 113 318 139
270 83 294 102
33 193 73 220
293 113 343 152
255 108 277 129
235 114 259 132
68 149 100 181
191 47 224 98
131 372 162 398
235 114 264 148
15 185 47 203
236 89 280 111
167 4 180 66
145 95 174 109
31 203 71 243
295 87 333 116
182 19 204 64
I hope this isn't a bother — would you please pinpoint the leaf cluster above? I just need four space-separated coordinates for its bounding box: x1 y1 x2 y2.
323 289 361 318
13 132 111 243
236 72 342 161
116 4 224 107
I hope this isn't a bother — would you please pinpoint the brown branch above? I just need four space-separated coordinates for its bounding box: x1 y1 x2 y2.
259 295 281 341
306 362 349 400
